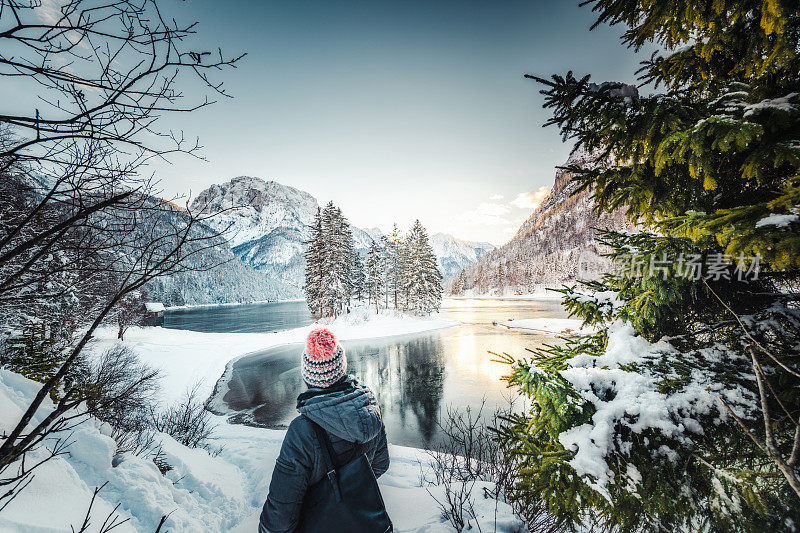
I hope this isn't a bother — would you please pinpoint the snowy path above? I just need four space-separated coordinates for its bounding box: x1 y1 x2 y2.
216 422 522 533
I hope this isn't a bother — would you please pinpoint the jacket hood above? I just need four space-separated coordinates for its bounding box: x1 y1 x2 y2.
296 376 383 443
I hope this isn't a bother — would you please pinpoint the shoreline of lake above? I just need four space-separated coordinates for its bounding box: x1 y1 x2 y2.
202 299 568 448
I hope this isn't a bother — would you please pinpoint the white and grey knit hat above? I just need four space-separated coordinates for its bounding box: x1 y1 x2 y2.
301 328 347 388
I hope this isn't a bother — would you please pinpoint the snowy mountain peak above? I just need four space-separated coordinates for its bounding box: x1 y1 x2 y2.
429 233 494 279
360 227 385 244
191 177 318 250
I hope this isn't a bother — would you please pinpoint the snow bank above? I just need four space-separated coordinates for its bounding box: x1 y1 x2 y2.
0 369 250 532
89 309 457 405
0 369 522 532
497 318 595 335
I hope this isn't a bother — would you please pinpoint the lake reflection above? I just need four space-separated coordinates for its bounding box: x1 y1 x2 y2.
218 300 566 448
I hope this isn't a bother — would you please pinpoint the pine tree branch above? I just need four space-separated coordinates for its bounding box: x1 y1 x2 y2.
704 280 800 379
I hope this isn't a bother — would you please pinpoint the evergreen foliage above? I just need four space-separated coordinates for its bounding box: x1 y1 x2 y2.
499 0 800 530
304 208 442 317
386 224 404 310
305 202 357 317
1 322 70 401
404 220 444 314
351 251 367 304
304 208 325 317
366 240 386 312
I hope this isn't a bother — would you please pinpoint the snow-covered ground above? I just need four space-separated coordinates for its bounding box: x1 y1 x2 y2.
0 303 524 532
497 318 595 335
0 373 521 532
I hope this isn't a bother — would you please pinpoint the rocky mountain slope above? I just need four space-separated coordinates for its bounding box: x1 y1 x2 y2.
190 178 315 291
140 196 300 306
430 233 494 279
191 177 491 292
449 151 635 296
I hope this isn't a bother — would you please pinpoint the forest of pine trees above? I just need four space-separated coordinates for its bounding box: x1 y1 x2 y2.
304 203 442 318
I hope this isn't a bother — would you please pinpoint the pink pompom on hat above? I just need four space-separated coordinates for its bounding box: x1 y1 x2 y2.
306 328 338 360
301 327 347 388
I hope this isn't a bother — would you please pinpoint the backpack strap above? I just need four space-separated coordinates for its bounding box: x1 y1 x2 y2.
308 419 336 471
306 417 343 502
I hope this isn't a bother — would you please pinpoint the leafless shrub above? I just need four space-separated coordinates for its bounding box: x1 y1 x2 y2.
70 482 130 533
421 400 558 533
75 345 161 456
428 473 481 532
151 385 217 451
0 0 242 506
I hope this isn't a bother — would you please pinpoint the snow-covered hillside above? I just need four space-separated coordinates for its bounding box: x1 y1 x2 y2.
191 177 493 290
132 196 300 306
449 150 635 296
143 234 300 306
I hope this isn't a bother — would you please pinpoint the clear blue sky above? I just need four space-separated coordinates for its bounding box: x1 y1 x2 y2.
40 1 654 244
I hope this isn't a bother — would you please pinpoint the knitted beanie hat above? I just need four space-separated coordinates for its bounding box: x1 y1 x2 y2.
301 328 347 388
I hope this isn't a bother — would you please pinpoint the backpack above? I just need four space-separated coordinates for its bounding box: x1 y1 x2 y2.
297 418 393 533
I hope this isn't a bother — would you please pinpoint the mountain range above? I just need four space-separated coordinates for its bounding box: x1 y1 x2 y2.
184 177 494 300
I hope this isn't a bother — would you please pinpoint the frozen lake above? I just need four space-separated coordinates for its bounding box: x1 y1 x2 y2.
164 300 312 333
169 299 568 448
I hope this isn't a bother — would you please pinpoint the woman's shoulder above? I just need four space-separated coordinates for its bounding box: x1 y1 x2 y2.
282 415 318 452
287 414 316 436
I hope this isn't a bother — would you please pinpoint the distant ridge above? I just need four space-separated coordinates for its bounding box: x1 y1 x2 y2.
448 151 635 296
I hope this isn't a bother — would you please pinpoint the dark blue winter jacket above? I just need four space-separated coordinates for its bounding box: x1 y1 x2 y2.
259 376 390 533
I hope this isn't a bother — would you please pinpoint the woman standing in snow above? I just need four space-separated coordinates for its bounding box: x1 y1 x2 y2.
259 327 392 533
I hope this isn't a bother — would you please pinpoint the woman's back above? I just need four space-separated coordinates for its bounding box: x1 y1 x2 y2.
259 329 389 533
294 377 388 474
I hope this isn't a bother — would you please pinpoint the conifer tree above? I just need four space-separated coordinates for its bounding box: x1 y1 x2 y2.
450 270 466 296
366 240 385 312
386 224 403 309
497 1 800 531
303 208 324 317
399 231 412 310
380 235 391 309
306 202 357 317
351 251 366 304
404 220 443 314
